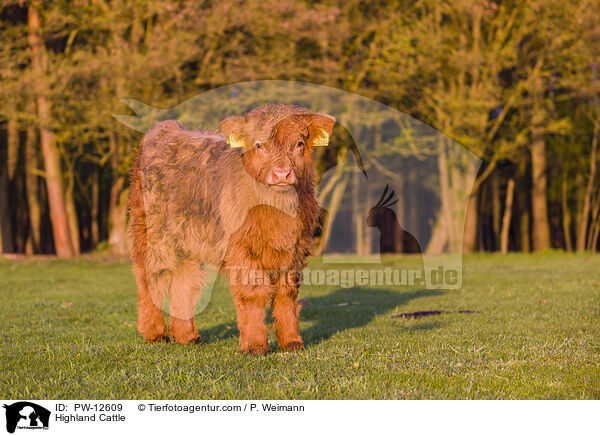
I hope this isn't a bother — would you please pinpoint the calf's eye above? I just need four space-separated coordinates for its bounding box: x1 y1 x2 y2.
297 140 305 149
255 142 262 149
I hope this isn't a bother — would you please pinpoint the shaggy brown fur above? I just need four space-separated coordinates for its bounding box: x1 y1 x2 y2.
128 104 335 354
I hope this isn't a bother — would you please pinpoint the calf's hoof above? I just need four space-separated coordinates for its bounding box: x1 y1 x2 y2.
170 318 200 344
139 322 169 343
241 344 269 356
280 340 304 351
143 334 170 343
172 332 201 345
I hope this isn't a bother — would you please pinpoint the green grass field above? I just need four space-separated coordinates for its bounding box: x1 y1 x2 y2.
1 253 599 399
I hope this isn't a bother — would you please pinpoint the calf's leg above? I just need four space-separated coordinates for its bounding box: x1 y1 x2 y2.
135 266 168 342
168 261 204 344
231 284 271 355
272 285 303 351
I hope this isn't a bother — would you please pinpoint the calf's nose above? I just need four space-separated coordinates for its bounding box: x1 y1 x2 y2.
270 167 295 184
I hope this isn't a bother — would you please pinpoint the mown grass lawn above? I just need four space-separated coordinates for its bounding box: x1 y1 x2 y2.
1 252 599 399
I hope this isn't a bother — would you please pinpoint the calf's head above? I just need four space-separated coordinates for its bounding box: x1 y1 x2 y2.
220 105 335 193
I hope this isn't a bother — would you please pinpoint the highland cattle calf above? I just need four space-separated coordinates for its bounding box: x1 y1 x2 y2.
128 104 335 354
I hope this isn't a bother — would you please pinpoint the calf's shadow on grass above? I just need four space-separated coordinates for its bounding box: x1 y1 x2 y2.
199 287 444 348
299 288 444 346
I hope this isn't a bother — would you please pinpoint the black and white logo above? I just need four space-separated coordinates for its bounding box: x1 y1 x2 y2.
3 402 50 434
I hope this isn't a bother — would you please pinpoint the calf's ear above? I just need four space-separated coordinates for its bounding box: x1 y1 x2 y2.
303 113 336 147
220 115 246 148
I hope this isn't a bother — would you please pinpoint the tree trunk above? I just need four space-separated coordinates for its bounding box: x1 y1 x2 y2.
364 183 373 255
28 3 73 257
352 168 364 255
587 185 600 250
491 171 501 250
517 158 530 252
577 121 598 251
405 164 419 251
590 190 600 250
461 157 482 253
65 172 80 255
393 177 405 253
314 146 348 256
591 220 600 251
0 138 13 253
480 182 493 251
530 128 551 251
107 133 129 255
463 194 478 253
108 178 130 256
500 179 515 254
427 138 451 255
561 168 573 251
574 171 585 247
25 119 41 253
91 166 100 248
314 173 348 257
7 118 19 181
2 119 20 253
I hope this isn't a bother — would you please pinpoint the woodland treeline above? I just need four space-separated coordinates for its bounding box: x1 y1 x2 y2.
0 0 599 257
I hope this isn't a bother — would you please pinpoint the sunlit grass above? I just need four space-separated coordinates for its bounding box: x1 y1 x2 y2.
0 253 599 399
